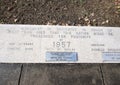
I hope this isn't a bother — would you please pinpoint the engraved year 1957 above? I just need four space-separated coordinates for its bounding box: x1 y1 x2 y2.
53 41 71 48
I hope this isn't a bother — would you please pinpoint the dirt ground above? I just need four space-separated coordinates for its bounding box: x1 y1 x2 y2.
0 0 120 26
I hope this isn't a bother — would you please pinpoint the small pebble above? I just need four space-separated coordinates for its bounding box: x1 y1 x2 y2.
46 22 52 25
84 17 89 21
14 19 18 22
52 20 56 24
90 13 95 16
93 19 96 22
106 20 109 23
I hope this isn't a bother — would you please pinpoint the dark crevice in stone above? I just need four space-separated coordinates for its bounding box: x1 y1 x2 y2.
99 64 106 85
18 64 23 85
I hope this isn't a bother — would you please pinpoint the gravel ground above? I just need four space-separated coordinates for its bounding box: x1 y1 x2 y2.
0 0 120 26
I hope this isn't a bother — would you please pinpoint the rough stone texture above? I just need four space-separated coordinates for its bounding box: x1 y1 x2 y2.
0 64 21 85
102 64 120 85
20 64 103 85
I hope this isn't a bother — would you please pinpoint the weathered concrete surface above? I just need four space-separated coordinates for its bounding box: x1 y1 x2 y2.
20 64 103 85
102 64 120 85
0 64 21 85
0 64 120 85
